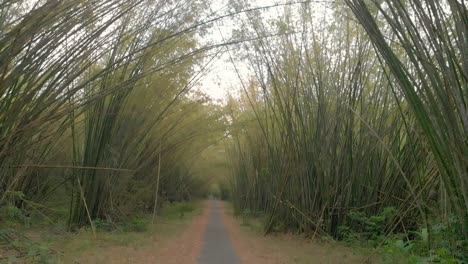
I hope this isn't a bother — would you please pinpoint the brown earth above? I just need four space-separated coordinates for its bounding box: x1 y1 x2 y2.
66 201 374 263
219 202 374 264
154 201 211 264
75 201 211 264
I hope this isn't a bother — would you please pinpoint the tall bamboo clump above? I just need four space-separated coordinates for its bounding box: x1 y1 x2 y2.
345 0 467 239
0 0 225 229
0 0 141 203
227 2 447 240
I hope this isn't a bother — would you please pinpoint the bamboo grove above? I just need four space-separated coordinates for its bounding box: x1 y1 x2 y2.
0 0 226 229
0 0 466 261
226 0 467 259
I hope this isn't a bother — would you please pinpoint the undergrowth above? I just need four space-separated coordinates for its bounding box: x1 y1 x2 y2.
0 201 200 262
337 208 467 264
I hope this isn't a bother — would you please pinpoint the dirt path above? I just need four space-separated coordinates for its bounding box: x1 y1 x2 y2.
76 202 211 263
219 202 289 264
78 201 372 263
219 201 374 264
154 201 212 264
198 200 239 264
156 200 261 264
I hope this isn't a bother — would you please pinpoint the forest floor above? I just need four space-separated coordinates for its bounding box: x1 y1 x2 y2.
15 200 377 263
75 201 374 264
218 202 376 264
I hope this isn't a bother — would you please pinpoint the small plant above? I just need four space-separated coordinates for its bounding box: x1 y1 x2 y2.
122 218 148 232
339 207 397 245
0 203 30 227
175 202 195 218
92 219 114 232
379 219 467 264
241 209 252 226
0 229 55 264
25 242 55 264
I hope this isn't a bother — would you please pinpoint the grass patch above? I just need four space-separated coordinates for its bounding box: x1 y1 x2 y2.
1 201 201 263
58 201 201 262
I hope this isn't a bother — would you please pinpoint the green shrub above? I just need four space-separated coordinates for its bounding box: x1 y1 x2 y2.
340 210 467 263
0 229 55 263
339 207 397 245
92 219 114 232
175 202 195 218
122 218 148 232
0 204 30 227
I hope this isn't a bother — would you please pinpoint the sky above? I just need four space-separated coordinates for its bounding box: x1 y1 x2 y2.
193 0 333 103
15 0 332 103
194 0 280 102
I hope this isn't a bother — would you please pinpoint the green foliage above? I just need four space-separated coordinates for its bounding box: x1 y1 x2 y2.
427 217 467 263
337 210 466 263
219 185 231 201
0 228 56 263
92 219 115 232
381 236 466 264
1 0 466 262
227 0 467 260
340 207 397 244
121 218 149 232
175 202 195 218
0 0 225 234
160 201 198 220
0 204 30 227
227 7 426 238
22 242 54 264
346 0 468 239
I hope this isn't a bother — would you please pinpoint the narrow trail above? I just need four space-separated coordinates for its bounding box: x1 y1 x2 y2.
72 200 371 263
154 201 211 264
157 200 273 264
198 200 240 264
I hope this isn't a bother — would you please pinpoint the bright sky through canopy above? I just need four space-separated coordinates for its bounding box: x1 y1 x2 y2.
195 0 333 102
195 0 281 102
